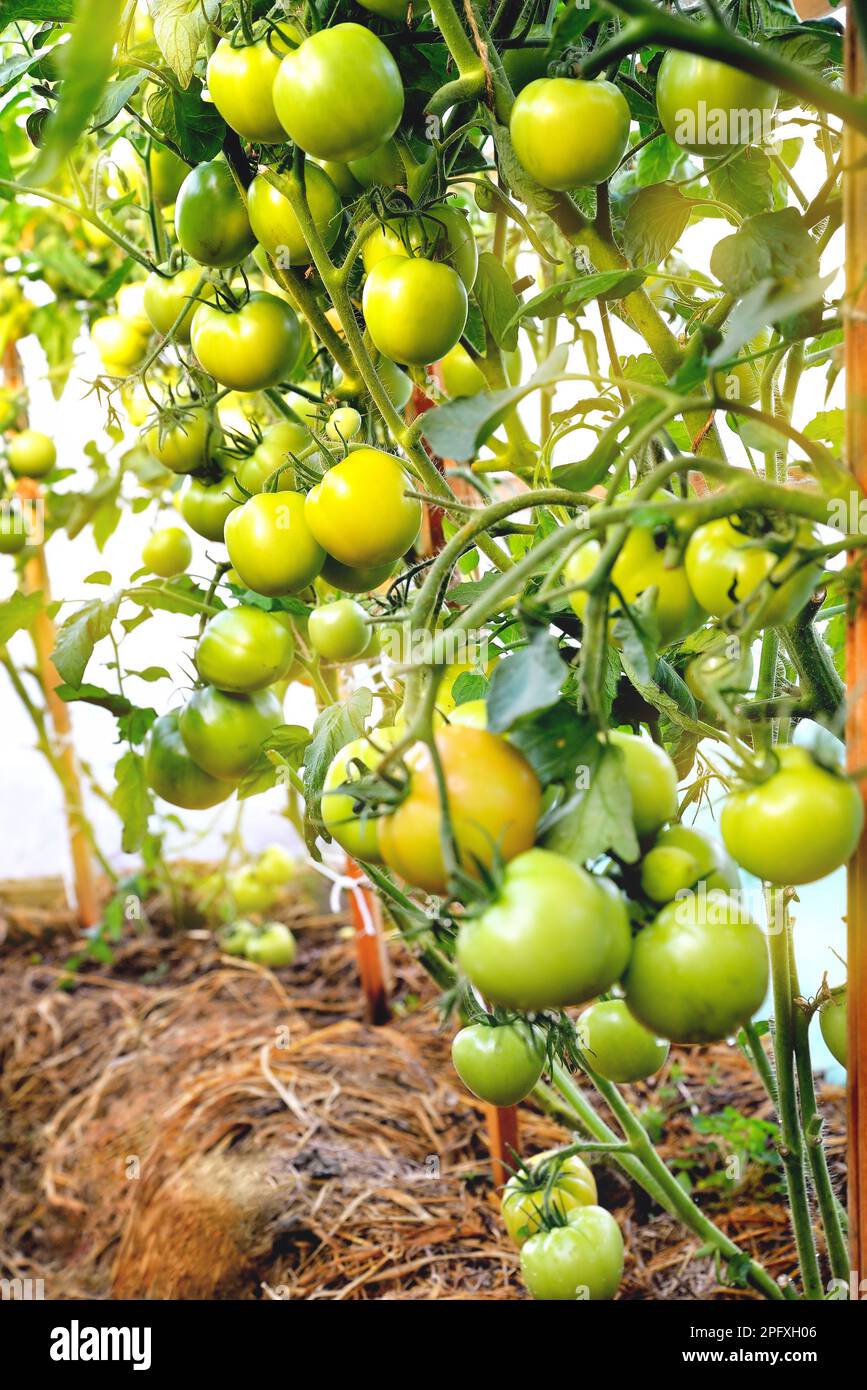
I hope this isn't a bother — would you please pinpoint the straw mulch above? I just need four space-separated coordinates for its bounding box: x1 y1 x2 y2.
0 880 847 1301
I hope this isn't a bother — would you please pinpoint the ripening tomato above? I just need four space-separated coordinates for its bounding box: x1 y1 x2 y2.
196 606 295 693
317 159 362 198
456 849 630 1010
721 745 864 886
145 710 235 810
178 685 282 781
510 78 631 190
143 266 213 344
144 405 220 474
247 164 343 267
273 24 404 162
363 256 467 366
656 52 778 157
325 407 362 442
245 921 297 967
565 525 704 648
320 554 395 593
225 491 325 596
219 917 257 957
190 293 302 391
92 314 148 369
521 1206 624 1302
6 429 56 478
321 725 402 860
819 987 847 1068
305 447 421 567
609 730 678 839
361 205 478 290
451 1020 545 1107
141 526 192 578
378 727 541 895
684 516 820 627
151 145 188 206
308 599 371 661
438 342 487 398
179 476 243 541
502 1150 597 1247
207 37 289 144
640 824 740 904
578 999 669 1083
175 159 256 269
235 420 311 493
228 865 277 915
624 891 769 1044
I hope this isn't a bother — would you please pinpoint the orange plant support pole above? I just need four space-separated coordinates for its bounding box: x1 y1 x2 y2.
345 856 390 1025
484 1104 519 1190
845 8 867 1284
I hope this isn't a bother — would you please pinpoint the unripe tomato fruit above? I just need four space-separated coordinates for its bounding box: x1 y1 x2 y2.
721 745 864 886
7 429 56 478
361 205 478 291
145 711 235 810
326 406 361 441
457 849 629 1010
235 419 311 494
565 527 703 648
356 0 426 20
348 141 405 189
510 78 631 190
363 256 467 367
220 918 257 957
819 987 847 1068
640 824 740 904
245 921 297 967
116 281 152 337
92 314 148 368
656 52 778 157
684 516 820 627
308 599 371 661
247 165 342 267
0 507 27 554
143 266 212 343
196 606 295 693
318 159 362 198
190 293 301 391
144 406 219 474
151 145 187 206
179 476 243 541
175 160 256 269
438 342 487 398
207 38 288 144
305 448 421 567
609 730 678 839
225 491 325 596
178 685 283 781
502 1150 597 1246
521 1207 624 1302
273 24 404 162
578 999 669 1083
624 891 769 1044
379 727 541 895
228 865 276 915
451 1020 545 1107
256 844 297 886
320 554 395 593
321 726 402 861
142 526 192 578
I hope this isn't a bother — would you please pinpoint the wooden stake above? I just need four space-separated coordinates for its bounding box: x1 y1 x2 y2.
485 1104 519 1189
345 856 390 1025
845 9 867 1286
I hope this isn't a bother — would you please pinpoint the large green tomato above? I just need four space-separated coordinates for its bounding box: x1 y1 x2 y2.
609 730 678 839
179 476 243 541
117 282 152 337
143 266 213 344
348 141 405 189
144 405 219 474
656 52 778 157
151 145 188 206
640 824 740 904
308 599 371 661
141 526 192 578
624 891 769 1044
92 314 148 369
273 24 404 162
245 921 297 967
321 554 394 593
510 78 631 190
502 33 551 93
819 987 847 1068
7 429 56 478
317 159 362 198
565 526 703 648
207 37 288 144
577 999 669 1083
521 1207 624 1301
721 745 864 886
305 447 421 567
502 1150 597 1246
379 727 541 896
196 606 295 693
175 160 256 269
225 491 325 596
684 516 820 627
178 685 283 781
247 165 342 268
190 293 301 391
321 725 402 861
145 711 234 810
362 256 467 366
451 1021 545 1107
456 848 628 1010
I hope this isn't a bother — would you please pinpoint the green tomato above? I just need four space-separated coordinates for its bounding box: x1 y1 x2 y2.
376 356 413 411
641 824 740 904
178 685 283 781
308 599 371 661
256 844 297 886
145 711 235 810
502 1150 597 1246
142 526 192 578
143 266 213 344
273 24 404 162
144 406 220 474
175 159 256 269
348 141 405 189
190 293 301 392
229 866 277 915
521 1207 624 1301
451 1020 545 1107
438 342 486 398
624 891 769 1044
594 874 634 987
577 999 669 1083
235 419 312 494
116 281 152 337
151 145 187 206
502 34 552 93
219 917 257 956
363 255 467 367
0 506 27 554
317 159 362 198
196 606 295 693
565 524 704 648
510 78 631 190
819 987 847 1068
179 476 243 541
326 406 362 441
225 491 325 596
320 554 394 593
609 730 678 839
245 921 297 967
247 164 343 268
684 516 821 627
356 0 426 18
92 314 148 369
321 726 401 861
656 52 778 157
456 848 630 1011
362 204 478 291
7 429 56 478
207 37 288 144
684 634 754 704
721 745 864 886
305 447 421 567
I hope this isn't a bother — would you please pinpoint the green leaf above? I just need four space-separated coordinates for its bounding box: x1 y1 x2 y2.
237 724 312 800
636 134 683 188
0 1 74 19
508 703 597 785
0 589 44 643
54 681 132 715
707 147 774 220
487 626 564 731
708 273 835 368
473 251 520 351
543 742 640 865
804 408 844 451
152 0 219 88
112 749 151 854
710 207 819 298
52 596 119 688
30 0 125 186
622 183 694 266
84 570 112 585
90 70 146 130
303 689 373 825
126 576 219 618
420 345 568 462
147 76 225 162
507 268 647 334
